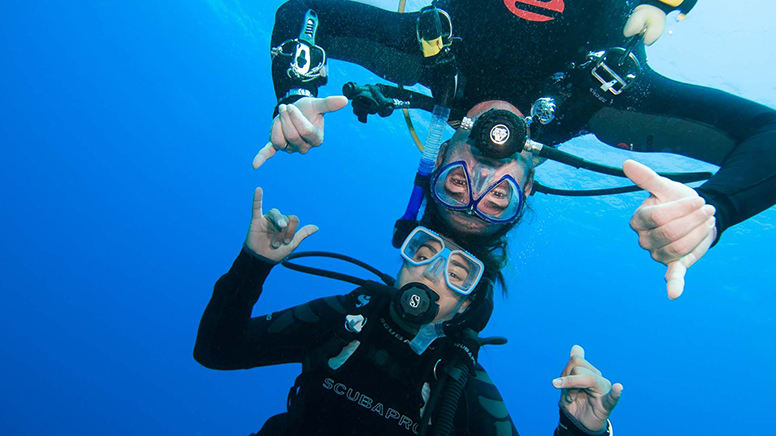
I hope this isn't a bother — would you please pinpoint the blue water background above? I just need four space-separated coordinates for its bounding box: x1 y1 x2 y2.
1 1 774 435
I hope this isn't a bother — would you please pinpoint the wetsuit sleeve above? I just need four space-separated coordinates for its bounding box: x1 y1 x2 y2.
587 64 776 242
271 0 422 110
554 407 609 436
193 247 354 369
464 364 520 435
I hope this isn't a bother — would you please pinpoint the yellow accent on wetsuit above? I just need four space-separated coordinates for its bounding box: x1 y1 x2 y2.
421 37 444 58
656 0 683 7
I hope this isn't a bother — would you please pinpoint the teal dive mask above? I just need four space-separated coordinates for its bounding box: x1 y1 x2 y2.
399 226 485 295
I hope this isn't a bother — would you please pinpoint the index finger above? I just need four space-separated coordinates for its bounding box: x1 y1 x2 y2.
623 159 673 201
570 344 584 360
252 187 263 219
560 345 591 377
630 196 706 230
552 373 598 390
265 208 289 231
312 95 349 114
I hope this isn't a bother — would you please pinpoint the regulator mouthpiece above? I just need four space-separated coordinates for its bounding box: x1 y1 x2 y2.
393 282 440 326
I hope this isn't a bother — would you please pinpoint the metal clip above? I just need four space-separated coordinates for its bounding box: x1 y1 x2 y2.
588 47 641 96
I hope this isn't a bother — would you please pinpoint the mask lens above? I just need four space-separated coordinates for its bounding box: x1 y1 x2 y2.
475 177 522 221
446 252 483 295
401 229 444 266
433 163 470 209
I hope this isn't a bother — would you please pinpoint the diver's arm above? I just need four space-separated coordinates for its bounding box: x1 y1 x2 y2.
464 364 520 435
587 66 776 242
271 0 421 111
193 247 280 369
193 247 356 369
258 0 420 169
194 186 323 369
555 408 609 436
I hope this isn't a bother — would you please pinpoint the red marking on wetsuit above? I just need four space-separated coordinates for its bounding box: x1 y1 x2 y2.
616 142 633 150
504 0 565 22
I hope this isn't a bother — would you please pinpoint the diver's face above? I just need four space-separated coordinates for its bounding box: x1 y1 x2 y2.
396 237 471 323
434 137 532 236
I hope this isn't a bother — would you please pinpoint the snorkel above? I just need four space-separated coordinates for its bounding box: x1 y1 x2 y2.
393 5 458 248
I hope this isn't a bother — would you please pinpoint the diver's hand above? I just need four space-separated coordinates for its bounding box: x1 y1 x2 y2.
253 96 349 169
244 187 318 262
623 4 666 45
623 160 716 300
553 345 622 433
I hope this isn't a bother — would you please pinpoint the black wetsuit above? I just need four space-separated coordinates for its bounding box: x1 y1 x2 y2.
270 0 776 242
194 249 598 435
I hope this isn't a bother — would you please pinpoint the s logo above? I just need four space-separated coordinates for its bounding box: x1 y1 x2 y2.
409 294 421 309
356 294 371 308
504 0 565 22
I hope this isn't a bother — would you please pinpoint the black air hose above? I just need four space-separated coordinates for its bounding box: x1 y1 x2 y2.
431 360 472 436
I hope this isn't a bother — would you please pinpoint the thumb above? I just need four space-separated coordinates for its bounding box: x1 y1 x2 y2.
289 224 319 249
313 95 349 114
623 159 674 201
602 383 623 412
624 5 666 45
642 14 666 45
253 142 277 169
623 9 648 38
665 260 687 300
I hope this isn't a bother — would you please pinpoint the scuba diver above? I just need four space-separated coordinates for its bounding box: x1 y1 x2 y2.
193 186 623 435
254 0 775 299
